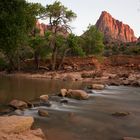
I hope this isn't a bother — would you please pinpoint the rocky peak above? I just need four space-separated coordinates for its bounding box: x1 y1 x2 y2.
96 11 137 43
36 21 48 36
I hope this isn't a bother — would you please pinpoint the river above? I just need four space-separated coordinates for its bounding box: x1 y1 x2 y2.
0 75 140 140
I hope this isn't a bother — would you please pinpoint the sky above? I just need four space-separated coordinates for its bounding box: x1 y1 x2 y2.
27 0 140 37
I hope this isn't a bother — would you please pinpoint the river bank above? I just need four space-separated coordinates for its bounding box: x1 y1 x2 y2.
1 55 140 87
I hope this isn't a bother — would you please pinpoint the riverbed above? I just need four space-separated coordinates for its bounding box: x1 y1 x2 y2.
0 75 140 140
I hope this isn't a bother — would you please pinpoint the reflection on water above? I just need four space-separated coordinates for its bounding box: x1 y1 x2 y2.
0 75 140 140
0 75 84 103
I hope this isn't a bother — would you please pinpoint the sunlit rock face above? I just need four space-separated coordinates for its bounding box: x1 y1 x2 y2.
96 11 137 43
36 21 48 36
36 20 69 37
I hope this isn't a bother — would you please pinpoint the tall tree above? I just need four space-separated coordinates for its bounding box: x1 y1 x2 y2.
0 0 45 71
82 25 104 55
41 1 77 70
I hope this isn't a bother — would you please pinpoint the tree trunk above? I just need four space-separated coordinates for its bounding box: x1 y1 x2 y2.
51 47 57 71
58 49 70 70
34 51 39 70
17 48 21 72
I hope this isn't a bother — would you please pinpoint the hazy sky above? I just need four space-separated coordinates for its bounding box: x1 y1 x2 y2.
27 0 140 37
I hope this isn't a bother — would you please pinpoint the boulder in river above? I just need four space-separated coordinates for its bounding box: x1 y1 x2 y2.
59 89 67 97
39 95 49 102
111 112 130 117
91 84 105 90
67 89 89 100
38 109 49 117
9 99 28 109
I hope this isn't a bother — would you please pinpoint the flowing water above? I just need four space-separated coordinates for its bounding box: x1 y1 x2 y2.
0 75 140 140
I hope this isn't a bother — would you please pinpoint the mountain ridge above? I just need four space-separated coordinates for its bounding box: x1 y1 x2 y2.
95 11 137 43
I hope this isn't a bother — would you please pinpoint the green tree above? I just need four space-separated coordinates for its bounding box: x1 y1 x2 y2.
30 28 51 69
82 25 104 55
41 1 77 70
0 0 45 71
57 34 85 70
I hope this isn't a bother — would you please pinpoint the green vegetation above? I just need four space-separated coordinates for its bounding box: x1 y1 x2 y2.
82 25 104 55
104 42 140 56
3 0 139 72
0 0 45 71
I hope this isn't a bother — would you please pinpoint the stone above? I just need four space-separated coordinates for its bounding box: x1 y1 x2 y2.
60 99 68 104
9 99 28 109
39 95 49 102
0 116 33 133
63 65 73 70
111 112 130 117
0 128 46 140
38 109 49 117
91 84 105 90
59 89 67 97
13 109 24 116
67 89 89 100
123 137 140 140
0 116 45 140
96 11 137 43
123 80 130 86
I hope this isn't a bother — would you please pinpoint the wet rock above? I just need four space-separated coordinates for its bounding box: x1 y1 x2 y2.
91 84 105 90
0 115 45 140
59 89 67 97
122 137 140 140
11 109 24 116
60 99 68 104
9 99 28 109
39 95 49 102
67 89 89 100
111 112 130 117
38 109 49 117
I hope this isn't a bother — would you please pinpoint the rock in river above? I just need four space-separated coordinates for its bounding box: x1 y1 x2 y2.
40 95 49 102
59 88 67 97
9 99 28 109
111 112 130 117
67 89 89 100
91 84 105 90
38 109 49 117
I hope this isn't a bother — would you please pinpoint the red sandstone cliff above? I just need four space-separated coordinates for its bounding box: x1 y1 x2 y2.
96 11 137 43
36 21 69 36
36 21 47 36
